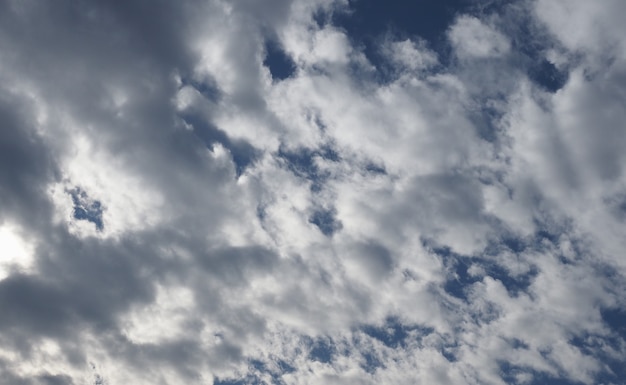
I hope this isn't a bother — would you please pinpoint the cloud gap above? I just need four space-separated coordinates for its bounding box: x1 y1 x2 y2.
264 39 296 81
68 187 104 231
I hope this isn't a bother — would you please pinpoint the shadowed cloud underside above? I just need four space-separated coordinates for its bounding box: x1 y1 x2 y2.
0 0 625 384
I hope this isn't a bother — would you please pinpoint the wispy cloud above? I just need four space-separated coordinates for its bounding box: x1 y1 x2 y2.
0 1 625 384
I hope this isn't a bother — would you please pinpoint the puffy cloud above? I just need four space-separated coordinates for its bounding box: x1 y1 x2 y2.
449 16 511 59
0 0 625 384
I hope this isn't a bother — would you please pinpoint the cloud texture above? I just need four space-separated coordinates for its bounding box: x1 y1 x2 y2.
0 0 625 384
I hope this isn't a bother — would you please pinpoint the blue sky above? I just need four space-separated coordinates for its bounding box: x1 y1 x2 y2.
0 0 625 384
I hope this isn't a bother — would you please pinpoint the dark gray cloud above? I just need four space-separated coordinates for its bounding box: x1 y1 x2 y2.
0 93 57 228
0 0 625 384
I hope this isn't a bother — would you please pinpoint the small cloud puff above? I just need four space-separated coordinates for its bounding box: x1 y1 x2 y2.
449 16 511 59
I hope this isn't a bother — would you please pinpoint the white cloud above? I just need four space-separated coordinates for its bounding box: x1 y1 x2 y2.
0 223 35 280
449 16 511 59
0 0 624 384
384 38 438 73
535 0 626 63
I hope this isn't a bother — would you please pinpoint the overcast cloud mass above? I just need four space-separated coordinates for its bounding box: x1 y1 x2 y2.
1 0 626 384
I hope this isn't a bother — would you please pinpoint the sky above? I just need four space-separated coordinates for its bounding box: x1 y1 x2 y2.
0 0 625 384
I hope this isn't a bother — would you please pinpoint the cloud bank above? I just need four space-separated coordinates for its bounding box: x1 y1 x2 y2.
0 0 625 384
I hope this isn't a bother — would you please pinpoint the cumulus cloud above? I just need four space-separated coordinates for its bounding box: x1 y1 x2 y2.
0 0 625 384
449 15 511 59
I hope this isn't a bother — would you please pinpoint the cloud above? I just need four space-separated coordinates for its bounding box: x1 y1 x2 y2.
449 16 511 59
0 0 625 384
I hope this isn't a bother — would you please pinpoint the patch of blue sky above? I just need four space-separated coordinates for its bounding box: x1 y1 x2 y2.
433 227 626 383
250 359 294 385
433 237 539 300
330 0 467 65
468 101 506 142
68 187 104 231
274 360 296 376
359 316 434 349
277 144 344 236
179 75 221 102
181 113 259 176
330 0 569 92
214 357 296 385
499 362 587 385
308 208 342 237
364 162 386 175
488 1 570 92
276 145 339 192
527 58 569 93
213 377 261 385
307 336 336 363
569 332 626 383
359 350 383 374
264 39 296 81
601 308 626 341
443 259 482 301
